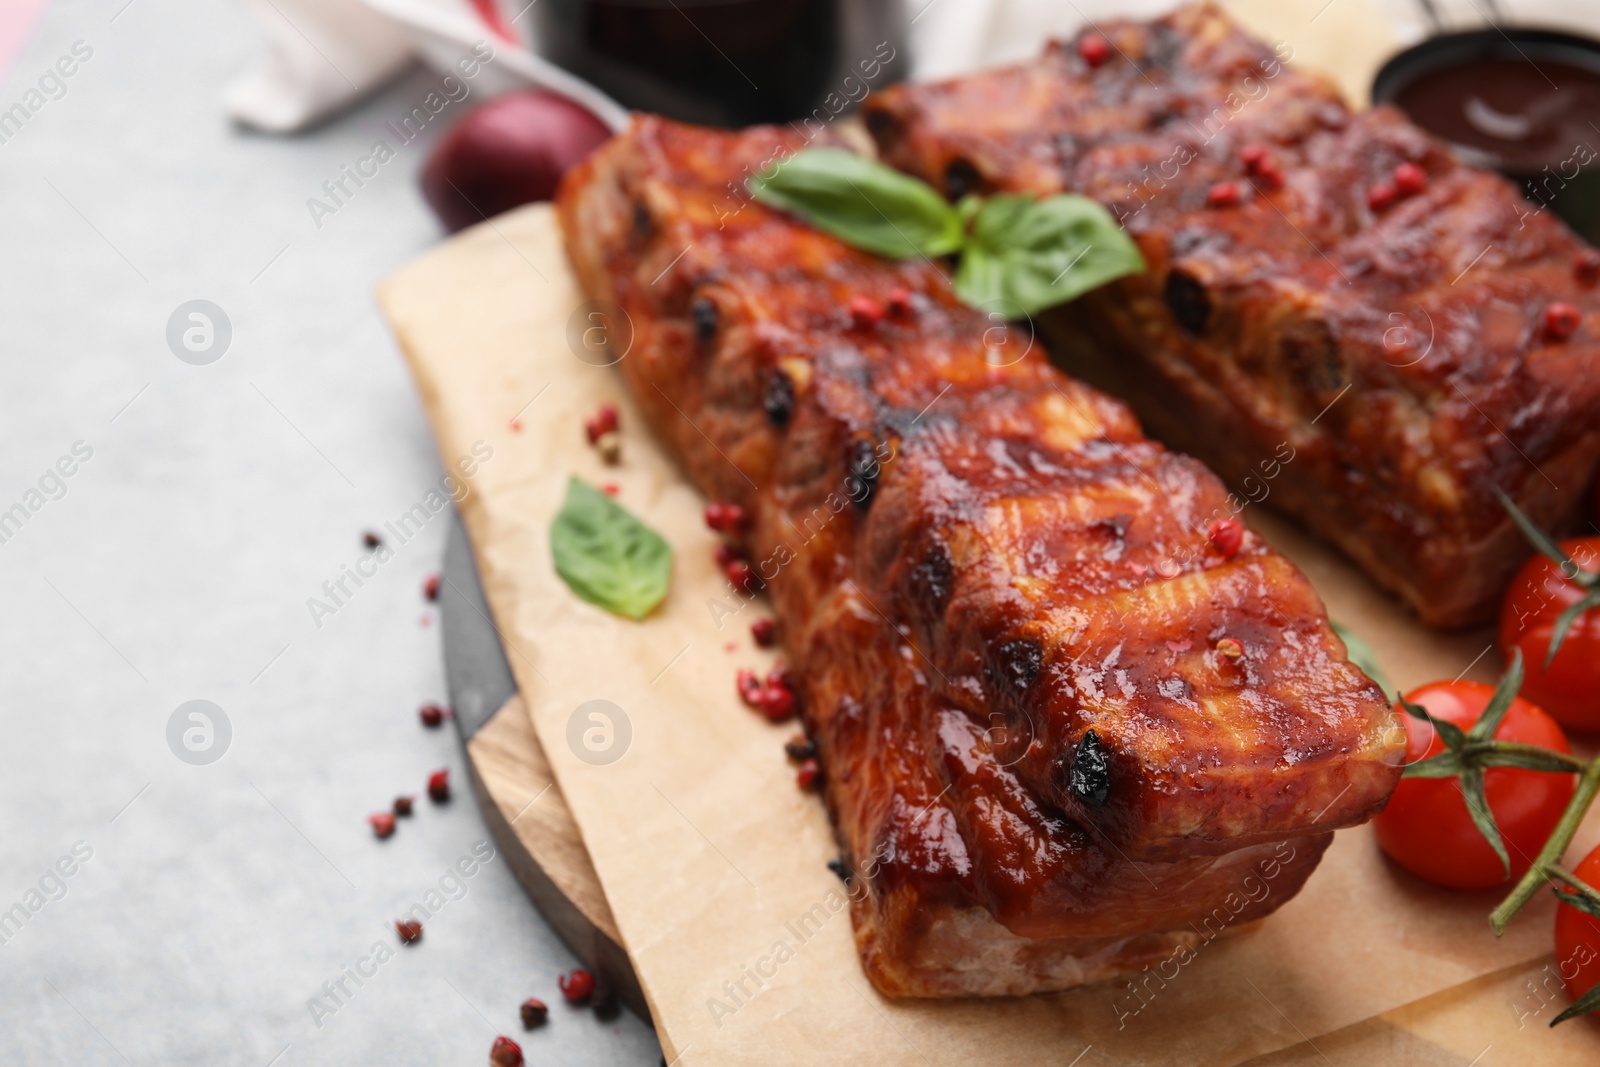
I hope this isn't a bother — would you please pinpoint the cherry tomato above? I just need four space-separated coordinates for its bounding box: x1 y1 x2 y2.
1554 843 1600 1016
1374 681 1574 889
1499 536 1600 731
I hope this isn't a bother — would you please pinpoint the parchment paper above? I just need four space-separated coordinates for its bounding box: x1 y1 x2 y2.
377 203 1600 1065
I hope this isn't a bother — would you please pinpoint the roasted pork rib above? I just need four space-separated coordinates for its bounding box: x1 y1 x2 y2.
557 116 1401 997
864 2 1600 628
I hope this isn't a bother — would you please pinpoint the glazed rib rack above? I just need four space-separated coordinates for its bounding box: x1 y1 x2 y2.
557 115 1400 997
865 2 1600 627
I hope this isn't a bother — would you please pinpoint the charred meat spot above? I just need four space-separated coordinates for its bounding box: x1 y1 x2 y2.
1068 729 1111 807
631 199 654 242
846 437 883 510
910 539 955 614
1090 513 1131 540
864 107 896 141
995 638 1042 692
1165 269 1211 337
763 367 795 427
945 158 982 201
1280 318 1343 397
692 297 718 346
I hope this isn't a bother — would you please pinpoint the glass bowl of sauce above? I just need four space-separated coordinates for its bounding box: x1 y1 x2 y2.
1374 27 1600 242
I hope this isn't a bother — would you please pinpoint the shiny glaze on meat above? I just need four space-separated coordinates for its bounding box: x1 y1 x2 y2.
864 2 1600 628
557 115 1400 996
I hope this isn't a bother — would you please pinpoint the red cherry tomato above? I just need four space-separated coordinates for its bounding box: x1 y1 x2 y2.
1498 536 1600 731
1374 681 1574 889
1554 843 1600 1016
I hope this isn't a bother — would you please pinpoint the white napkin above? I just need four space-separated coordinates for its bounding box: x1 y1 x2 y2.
226 0 416 133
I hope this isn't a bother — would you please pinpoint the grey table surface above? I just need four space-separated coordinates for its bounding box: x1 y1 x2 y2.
0 1 660 1063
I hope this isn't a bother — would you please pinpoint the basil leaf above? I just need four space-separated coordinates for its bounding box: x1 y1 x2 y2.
952 242 1006 310
954 193 1145 317
1330 620 1395 700
748 148 963 260
550 477 672 620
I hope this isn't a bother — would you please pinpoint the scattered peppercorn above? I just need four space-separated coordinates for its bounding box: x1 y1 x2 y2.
519 998 548 1029
724 558 754 591
596 430 622 465
369 812 396 839
584 403 619 445
1205 181 1241 208
826 857 850 883
1207 518 1244 559
1216 637 1245 660
393 795 415 817
1366 182 1397 211
737 668 762 704
1392 161 1427 197
559 968 597 1005
757 686 795 723
423 573 441 601
751 618 778 647
420 703 445 728
395 919 423 944
886 286 915 317
796 757 822 791
1239 143 1282 188
704 501 745 533
714 542 743 567
767 665 794 691
848 295 883 329
362 530 383 549
1575 249 1600 286
1546 301 1582 341
1078 32 1111 67
427 768 451 803
489 1036 524 1067
784 734 816 761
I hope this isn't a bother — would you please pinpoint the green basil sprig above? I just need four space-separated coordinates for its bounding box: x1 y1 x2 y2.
747 147 1144 318
550 477 672 620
